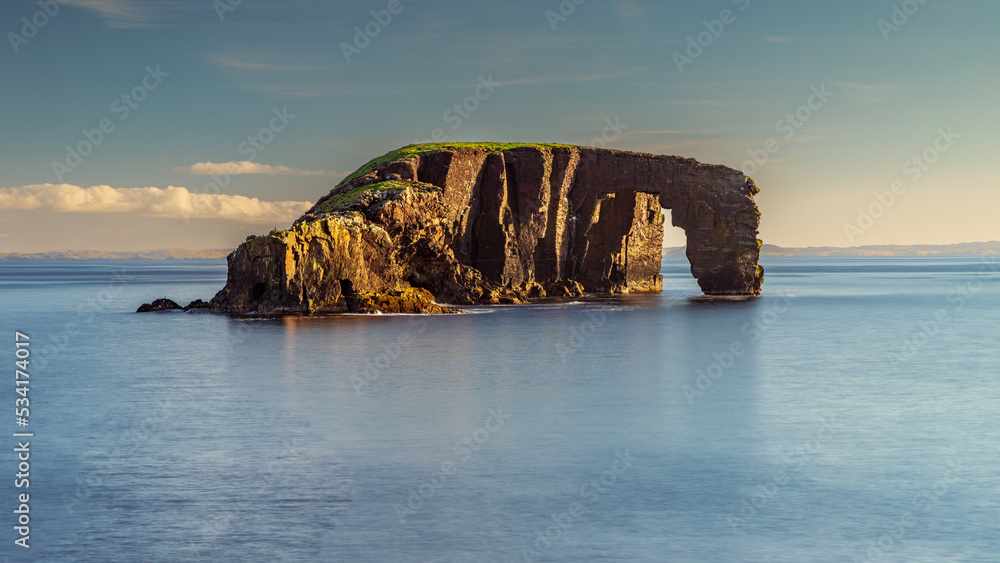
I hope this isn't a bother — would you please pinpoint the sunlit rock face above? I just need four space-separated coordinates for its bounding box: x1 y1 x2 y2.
207 143 763 315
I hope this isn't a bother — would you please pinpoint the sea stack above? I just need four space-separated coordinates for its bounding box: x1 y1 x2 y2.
200 143 763 315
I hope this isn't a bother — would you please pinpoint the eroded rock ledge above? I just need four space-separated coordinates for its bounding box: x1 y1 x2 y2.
142 143 763 315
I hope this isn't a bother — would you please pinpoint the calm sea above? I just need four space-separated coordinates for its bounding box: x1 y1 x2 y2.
0 256 997 562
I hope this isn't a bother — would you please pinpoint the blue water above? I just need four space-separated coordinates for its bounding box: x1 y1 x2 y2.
0 256 998 562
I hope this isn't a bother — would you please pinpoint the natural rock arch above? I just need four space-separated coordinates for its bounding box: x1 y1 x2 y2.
207 144 763 315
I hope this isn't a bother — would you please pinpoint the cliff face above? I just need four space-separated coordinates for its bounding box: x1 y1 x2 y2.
207 143 762 315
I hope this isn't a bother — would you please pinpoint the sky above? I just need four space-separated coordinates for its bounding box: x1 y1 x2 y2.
0 0 997 252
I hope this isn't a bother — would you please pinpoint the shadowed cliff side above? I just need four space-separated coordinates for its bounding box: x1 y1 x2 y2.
202 143 762 315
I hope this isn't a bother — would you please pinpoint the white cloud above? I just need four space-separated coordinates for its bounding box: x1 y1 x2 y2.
615 0 647 25
662 99 735 107
209 54 332 73
0 184 312 223
836 82 903 102
70 0 158 28
493 74 620 87
174 161 340 177
69 0 207 28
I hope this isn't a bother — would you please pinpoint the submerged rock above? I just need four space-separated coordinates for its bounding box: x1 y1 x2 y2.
137 298 217 314
136 298 183 313
146 143 763 316
182 299 212 311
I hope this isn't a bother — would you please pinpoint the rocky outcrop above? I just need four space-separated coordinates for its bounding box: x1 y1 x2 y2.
201 143 762 315
136 298 213 313
136 298 184 313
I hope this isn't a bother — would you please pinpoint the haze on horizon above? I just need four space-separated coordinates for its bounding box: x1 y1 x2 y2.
1 0 997 253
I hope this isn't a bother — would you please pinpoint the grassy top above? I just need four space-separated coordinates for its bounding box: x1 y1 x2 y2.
263 211 366 242
316 180 439 214
335 142 579 189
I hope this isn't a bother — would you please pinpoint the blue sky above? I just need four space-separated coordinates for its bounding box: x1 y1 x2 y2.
1 0 997 252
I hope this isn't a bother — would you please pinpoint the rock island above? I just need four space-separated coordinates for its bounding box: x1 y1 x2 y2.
140 143 763 315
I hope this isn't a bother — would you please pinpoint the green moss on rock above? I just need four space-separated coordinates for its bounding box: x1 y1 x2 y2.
316 180 441 214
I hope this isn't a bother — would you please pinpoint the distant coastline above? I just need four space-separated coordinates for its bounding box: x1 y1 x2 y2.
0 249 232 261
2 242 998 261
666 241 1000 258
